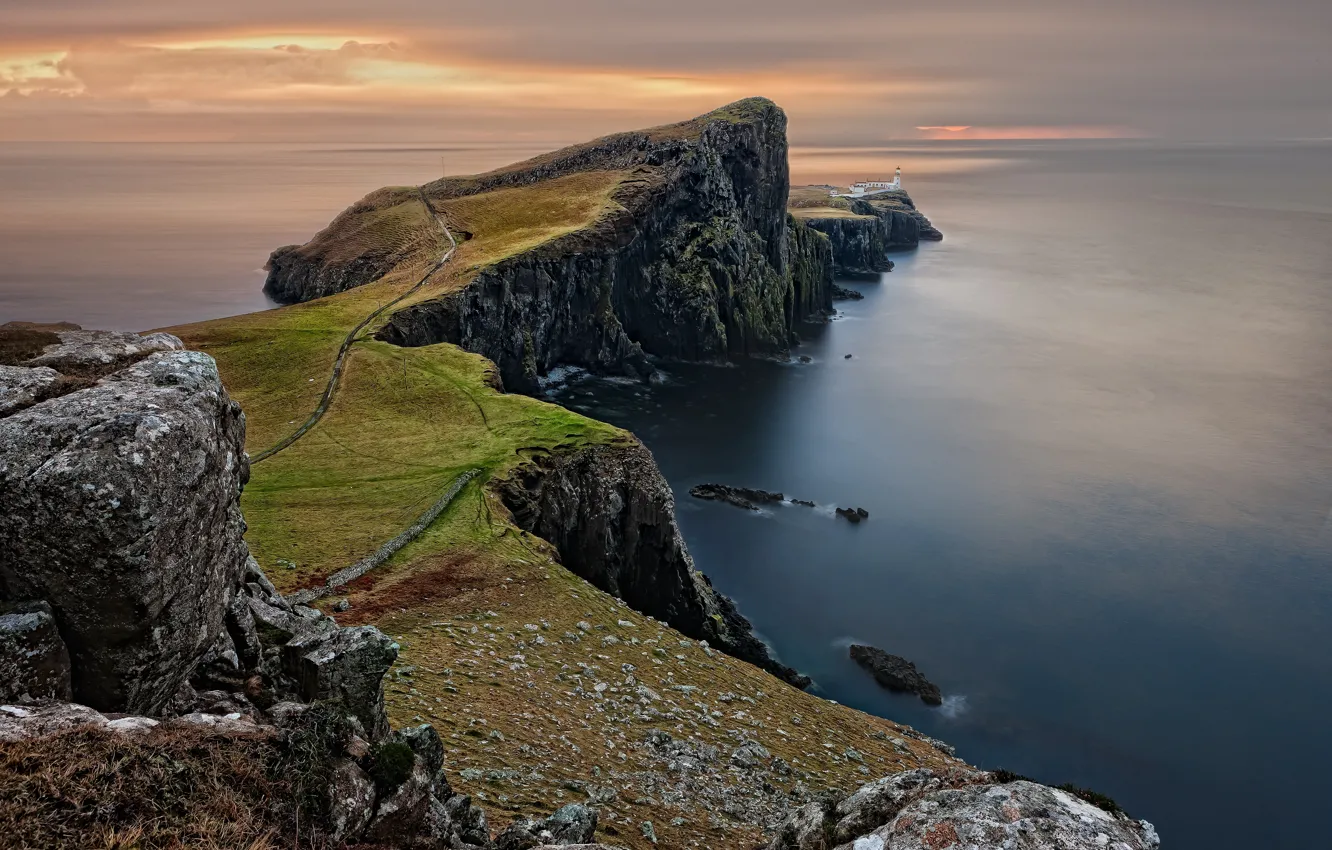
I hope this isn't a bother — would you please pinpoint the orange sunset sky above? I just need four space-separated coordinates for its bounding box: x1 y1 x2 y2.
1 1 1329 145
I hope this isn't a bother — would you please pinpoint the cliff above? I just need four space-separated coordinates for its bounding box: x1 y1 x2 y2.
264 99 834 393
496 440 809 688
787 185 942 275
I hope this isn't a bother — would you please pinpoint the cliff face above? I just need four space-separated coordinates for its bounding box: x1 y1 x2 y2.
496 440 810 689
798 215 893 274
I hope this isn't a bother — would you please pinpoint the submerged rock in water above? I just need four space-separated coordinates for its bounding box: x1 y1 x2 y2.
835 507 869 523
689 483 785 511
831 283 865 301
848 644 942 705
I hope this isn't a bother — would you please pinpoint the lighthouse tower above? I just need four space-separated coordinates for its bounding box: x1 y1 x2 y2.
891 167 902 190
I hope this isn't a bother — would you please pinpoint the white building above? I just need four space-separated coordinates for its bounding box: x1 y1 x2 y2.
832 167 903 197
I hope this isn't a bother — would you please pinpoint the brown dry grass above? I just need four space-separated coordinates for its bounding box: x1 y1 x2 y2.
0 725 301 850
0 326 60 366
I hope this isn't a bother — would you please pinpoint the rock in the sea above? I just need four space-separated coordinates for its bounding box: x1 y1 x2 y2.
689 482 785 511
848 644 942 705
768 770 1158 850
834 507 869 523
831 284 865 301
0 600 72 703
0 348 250 715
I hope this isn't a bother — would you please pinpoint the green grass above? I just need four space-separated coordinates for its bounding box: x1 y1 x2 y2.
789 206 876 221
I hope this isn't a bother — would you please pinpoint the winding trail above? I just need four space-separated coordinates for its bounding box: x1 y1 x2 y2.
251 188 457 465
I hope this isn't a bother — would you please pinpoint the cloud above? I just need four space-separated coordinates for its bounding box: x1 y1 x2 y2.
0 0 1329 142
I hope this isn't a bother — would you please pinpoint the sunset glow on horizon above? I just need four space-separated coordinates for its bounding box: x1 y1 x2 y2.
2 1 1328 144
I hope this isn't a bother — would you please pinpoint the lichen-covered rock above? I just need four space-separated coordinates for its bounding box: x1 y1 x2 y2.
498 439 809 689
23 328 183 374
0 600 72 703
0 365 59 416
282 625 398 740
327 758 377 843
0 701 107 741
829 769 945 844
0 349 249 715
365 756 434 844
446 792 492 847
768 770 1159 850
497 803 598 849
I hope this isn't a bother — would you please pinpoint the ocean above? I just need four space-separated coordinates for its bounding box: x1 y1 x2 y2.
3 139 1331 847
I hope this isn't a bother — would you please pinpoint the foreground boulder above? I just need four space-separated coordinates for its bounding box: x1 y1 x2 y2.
768 769 1159 850
849 644 942 706
0 346 249 714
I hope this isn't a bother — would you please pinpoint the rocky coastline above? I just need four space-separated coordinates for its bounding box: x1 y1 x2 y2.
0 101 1161 849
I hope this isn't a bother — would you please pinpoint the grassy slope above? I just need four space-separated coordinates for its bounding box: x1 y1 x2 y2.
787 186 875 221
166 107 964 849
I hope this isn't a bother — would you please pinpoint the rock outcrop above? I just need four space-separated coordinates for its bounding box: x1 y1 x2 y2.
849 645 942 705
0 343 249 714
767 769 1159 850
498 440 810 689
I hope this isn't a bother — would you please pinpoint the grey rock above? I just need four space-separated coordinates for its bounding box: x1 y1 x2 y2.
766 799 835 850
848 644 942 706
0 365 59 417
445 793 491 847
24 329 183 374
731 740 772 769
0 702 108 741
833 779 1159 850
327 758 377 843
498 803 598 849
830 769 944 845
0 350 250 715
0 600 72 703
800 215 893 275
365 756 433 844
282 624 397 740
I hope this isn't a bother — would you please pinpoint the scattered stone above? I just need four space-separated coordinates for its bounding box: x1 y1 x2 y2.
640 820 658 844
848 645 942 706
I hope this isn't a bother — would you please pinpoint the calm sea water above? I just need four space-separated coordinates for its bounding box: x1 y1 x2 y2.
4 140 1331 847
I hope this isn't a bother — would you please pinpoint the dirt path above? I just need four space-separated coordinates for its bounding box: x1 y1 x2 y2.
251 188 457 464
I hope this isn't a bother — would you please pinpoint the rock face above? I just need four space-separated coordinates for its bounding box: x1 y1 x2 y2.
498 440 810 689
768 770 1159 850
848 644 942 705
799 215 893 274
0 600 72 703
0 346 250 715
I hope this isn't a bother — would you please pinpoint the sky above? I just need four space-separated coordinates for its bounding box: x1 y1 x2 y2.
1 0 1329 145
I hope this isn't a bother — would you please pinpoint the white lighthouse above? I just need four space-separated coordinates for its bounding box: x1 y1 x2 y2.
834 167 903 198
